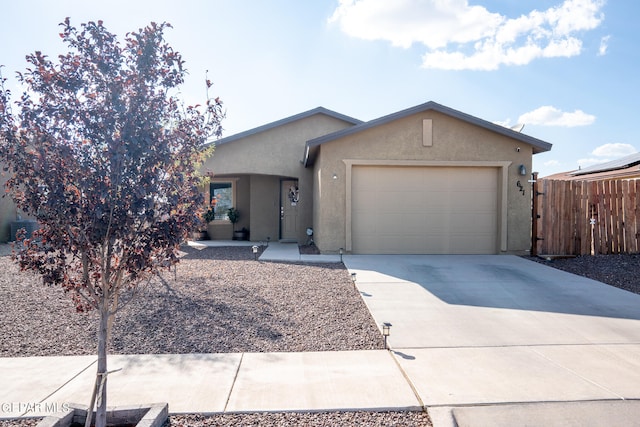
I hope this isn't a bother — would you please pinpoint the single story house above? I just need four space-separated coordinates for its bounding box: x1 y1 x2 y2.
200 101 552 254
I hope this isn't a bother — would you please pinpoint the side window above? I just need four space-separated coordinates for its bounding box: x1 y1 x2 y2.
210 181 233 220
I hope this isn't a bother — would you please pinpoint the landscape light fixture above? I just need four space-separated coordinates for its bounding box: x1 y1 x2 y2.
350 272 356 283
252 245 259 261
382 322 392 349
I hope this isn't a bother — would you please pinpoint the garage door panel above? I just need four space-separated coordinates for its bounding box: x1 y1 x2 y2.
449 218 496 234
352 166 498 254
448 199 496 215
467 170 498 189
352 214 377 235
403 238 428 253
451 217 496 234
355 236 379 253
383 191 409 207
380 214 410 234
449 234 496 254
352 191 379 211
402 213 430 231
403 197 428 211
419 212 450 227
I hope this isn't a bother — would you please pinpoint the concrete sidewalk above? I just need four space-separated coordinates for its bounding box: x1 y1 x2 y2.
187 240 342 263
0 351 420 418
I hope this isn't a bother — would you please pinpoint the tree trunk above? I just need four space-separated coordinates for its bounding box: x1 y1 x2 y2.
94 301 110 427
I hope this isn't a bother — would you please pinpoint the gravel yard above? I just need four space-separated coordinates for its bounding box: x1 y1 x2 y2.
524 253 640 295
3 411 432 427
0 244 432 426
0 245 385 356
4 246 638 427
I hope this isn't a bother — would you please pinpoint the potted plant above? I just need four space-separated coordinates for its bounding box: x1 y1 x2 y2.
191 206 215 240
227 208 246 240
203 206 217 223
238 227 249 241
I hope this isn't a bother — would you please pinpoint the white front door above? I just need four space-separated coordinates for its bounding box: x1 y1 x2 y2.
280 180 299 241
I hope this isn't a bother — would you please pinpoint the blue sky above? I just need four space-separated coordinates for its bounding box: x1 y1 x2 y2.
1 0 637 177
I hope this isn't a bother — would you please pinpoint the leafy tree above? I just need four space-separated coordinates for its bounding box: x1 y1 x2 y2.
0 18 222 427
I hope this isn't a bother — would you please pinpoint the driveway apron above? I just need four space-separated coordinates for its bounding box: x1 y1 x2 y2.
344 254 640 426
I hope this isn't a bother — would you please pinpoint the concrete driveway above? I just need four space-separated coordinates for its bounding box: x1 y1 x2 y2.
344 255 640 426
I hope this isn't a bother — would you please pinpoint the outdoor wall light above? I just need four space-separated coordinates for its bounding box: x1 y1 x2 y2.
252 245 259 261
332 173 338 180
519 164 527 176
382 322 392 349
339 248 343 262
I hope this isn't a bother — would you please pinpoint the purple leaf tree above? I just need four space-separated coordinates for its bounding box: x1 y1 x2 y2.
0 18 222 427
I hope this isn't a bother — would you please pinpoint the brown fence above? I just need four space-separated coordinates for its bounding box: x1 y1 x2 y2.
533 176 640 256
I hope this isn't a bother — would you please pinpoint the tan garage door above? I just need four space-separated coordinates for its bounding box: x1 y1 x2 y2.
351 166 498 254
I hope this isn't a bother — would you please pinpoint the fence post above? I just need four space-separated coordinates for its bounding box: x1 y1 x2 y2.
531 172 540 257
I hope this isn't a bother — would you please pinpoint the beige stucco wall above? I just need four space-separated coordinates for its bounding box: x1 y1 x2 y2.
249 175 280 241
312 110 534 254
201 113 356 242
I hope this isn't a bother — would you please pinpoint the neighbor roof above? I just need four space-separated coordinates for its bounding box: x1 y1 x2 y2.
303 101 553 167
544 152 640 181
208 107 363 146
570 152 640 176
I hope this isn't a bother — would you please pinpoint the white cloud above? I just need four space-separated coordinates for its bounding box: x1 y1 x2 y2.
591 143 637 157
598 35 610 56
329 0 605 70
328 0 503 49
517 105 595 127
493 119 512 127
576 143 637 170
544 160 561 167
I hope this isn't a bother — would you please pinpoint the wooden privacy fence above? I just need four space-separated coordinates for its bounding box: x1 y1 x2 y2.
533 176 640 256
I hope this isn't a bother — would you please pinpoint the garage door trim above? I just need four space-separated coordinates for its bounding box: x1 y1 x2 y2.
343 159 511 253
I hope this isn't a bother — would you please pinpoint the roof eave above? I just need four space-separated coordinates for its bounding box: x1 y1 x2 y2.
303 101 552 166
209 107 363 148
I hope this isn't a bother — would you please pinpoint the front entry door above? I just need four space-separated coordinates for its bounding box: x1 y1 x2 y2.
280 180 299 241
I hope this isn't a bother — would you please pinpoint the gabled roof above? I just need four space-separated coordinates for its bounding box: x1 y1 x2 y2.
303 101 553 167
210 107 363 146
570 152 640 176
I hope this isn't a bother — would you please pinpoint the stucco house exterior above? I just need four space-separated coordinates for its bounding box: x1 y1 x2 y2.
200 101 552 255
